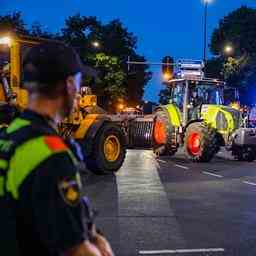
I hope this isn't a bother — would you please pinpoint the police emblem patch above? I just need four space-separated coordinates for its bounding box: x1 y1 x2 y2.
58 175 81 206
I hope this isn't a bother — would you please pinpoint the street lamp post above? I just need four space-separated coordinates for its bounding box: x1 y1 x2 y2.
203 0 209 63
203 0 213 63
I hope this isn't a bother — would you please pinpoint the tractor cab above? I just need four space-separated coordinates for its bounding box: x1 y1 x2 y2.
152 59 256 162
167 78 225 126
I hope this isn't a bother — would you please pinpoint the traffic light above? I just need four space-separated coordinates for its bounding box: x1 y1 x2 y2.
162 56 174 80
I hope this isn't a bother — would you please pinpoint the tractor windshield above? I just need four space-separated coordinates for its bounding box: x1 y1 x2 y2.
190 83 224 106
171 83 185 110
170 80 224 114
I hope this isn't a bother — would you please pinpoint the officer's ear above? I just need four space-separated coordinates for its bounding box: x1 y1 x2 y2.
66 73 82 95
66 76 76 97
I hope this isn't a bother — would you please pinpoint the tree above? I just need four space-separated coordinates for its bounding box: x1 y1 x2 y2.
210 6 256 57
61 15 102 58
205 58 224 79
101 19 151 106
101 19 136 57
30 22 56 39
209 6 256 104
92 53 126 99
0 12 57 39
0 12 28 35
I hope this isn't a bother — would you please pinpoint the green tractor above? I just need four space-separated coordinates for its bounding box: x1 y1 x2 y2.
153 77 256 162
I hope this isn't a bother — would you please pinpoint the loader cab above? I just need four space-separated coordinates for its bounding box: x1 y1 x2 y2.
0 34 44 110
0 34 100 109
0 40 11 101
168 78 225 125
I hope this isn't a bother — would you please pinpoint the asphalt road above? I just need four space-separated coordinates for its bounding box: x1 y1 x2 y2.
82 149 256 256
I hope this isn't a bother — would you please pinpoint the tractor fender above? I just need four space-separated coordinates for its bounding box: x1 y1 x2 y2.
184 119 204 132
154 104 181 128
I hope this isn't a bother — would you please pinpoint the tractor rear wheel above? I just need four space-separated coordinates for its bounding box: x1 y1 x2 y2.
153 110 177 157
185 122 219 162
85 123 126 174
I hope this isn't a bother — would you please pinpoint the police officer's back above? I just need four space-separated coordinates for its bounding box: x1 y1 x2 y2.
0 43 113 256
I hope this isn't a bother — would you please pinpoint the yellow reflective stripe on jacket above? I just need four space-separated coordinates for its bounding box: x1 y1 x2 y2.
0 159 8 169
7 118 31 134
0 177 4 196
6 136 70 199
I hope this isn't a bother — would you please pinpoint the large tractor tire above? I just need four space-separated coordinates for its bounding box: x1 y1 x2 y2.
185 122 220 162
85 123 126 174
153 110 177 157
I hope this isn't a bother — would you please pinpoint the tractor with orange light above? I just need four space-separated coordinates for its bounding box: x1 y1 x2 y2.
152 60 256 162
0 33 126 174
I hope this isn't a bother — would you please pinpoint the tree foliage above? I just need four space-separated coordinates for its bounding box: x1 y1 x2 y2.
30 22 57 39
205 58 224 79
0 12 28 35
209 6 256 99
93 53 126 99
210 6 256 57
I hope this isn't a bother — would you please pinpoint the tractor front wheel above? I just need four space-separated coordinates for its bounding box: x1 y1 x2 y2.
85 123 126 174
185 122 219 162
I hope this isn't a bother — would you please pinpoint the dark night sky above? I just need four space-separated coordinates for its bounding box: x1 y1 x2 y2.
1 0 256 102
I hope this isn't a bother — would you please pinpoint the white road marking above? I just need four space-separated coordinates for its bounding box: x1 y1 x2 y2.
203 171 223 178
139 248 225 254
118 150 186 248
155 161 160 169
243 181 256 186
174 164 189 170
157 159 167 163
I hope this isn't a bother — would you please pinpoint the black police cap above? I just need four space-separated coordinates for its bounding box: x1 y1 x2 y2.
23 42 82 85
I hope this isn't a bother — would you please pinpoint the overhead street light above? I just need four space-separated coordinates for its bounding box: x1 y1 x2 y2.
224 45 234 55
0 36 11 46
92 41 100 48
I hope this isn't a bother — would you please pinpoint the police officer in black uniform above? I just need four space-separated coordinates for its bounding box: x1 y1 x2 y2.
0 43 113 256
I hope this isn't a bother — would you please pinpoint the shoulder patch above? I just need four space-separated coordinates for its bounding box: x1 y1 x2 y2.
44 136 68 152
58 175 81 207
